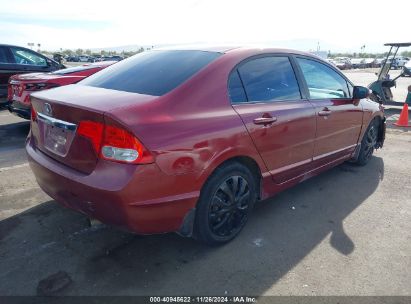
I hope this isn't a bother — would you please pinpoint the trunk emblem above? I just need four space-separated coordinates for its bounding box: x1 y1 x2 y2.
44 103 53 116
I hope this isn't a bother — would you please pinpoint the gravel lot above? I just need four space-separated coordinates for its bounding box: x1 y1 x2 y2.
0 70 410 296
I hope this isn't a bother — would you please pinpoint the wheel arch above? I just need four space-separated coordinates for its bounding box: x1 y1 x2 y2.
178 154 265 238
364 114 385 148
200 155 263 200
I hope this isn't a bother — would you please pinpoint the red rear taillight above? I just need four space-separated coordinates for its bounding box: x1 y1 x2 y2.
77 121 104 153
77 121 154 164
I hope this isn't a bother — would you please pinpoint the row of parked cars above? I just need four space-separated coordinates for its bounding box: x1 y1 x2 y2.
327 56 410 70
65 54 124 63
0 44 116 118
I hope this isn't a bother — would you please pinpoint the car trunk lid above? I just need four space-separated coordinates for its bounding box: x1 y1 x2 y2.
30 84 157 174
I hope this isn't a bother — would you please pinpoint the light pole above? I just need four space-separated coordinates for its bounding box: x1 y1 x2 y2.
360 45 366 55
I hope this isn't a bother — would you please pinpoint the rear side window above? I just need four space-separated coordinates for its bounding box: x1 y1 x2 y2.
296 58 350 99
80 50 221 96
237 56 301 102
228 70 247 103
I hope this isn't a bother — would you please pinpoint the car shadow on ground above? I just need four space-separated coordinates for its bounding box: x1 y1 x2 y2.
0 121 30 167
0 121 30 147
0 156 384 296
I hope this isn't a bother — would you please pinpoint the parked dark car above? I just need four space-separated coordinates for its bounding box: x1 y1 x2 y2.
7 61 116 119
66 56 79 62
0 44 63 106
351 58 366 69
28 46 386 245
102 55 124 61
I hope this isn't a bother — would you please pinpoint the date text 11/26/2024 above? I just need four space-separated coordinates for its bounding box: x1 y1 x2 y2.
149 297 257 303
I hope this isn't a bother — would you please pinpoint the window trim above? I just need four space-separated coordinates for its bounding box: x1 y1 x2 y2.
227 68 249 103
227 53 305 104
292 55 355 100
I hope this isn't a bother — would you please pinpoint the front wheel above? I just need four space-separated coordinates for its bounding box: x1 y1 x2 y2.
355 121 379 166
194 162 257 245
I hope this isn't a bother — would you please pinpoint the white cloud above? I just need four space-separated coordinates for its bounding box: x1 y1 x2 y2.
0 0 410 51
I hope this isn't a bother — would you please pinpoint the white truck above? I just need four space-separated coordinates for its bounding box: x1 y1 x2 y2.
391 56 409 69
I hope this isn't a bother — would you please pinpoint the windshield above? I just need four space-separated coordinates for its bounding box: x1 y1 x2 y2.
51 65 98 75
79 50 222 96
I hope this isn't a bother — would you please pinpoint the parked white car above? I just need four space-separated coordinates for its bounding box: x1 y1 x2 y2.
78 55 90 62
392 57 409 69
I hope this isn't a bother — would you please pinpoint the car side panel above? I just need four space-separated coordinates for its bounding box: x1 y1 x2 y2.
104 53 271 178
233 101 316 184
310 98 363 166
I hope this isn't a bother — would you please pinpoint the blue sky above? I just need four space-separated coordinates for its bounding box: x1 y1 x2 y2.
0 0 410 52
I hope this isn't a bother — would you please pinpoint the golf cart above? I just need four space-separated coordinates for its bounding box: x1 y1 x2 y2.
368 42 411 105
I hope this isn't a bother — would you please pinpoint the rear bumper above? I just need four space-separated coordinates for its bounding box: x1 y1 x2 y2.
26 138 200 235
8 100 31 120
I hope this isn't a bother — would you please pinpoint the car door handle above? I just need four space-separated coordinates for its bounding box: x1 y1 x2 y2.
318 108 332 116
253 116 277 125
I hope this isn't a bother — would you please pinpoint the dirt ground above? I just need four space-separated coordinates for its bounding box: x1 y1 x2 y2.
0 70 410 296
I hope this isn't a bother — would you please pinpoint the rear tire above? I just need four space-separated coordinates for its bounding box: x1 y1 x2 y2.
355 120 379 166
194 162 257 245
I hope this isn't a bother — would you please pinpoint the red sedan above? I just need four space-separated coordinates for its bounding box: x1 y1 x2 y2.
27 46 386 245
7 61 115 119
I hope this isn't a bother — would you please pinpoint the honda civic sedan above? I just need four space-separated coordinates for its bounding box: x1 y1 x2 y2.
27 46 386 245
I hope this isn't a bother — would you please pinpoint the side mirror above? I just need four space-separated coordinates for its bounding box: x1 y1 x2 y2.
353 86 370 99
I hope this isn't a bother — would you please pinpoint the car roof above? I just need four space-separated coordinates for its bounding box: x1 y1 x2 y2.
155 44 317 57
155 45 242 53
0 43 43 51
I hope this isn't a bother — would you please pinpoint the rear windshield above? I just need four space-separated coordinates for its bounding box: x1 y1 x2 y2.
51 65 98 75
79 50 221 96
